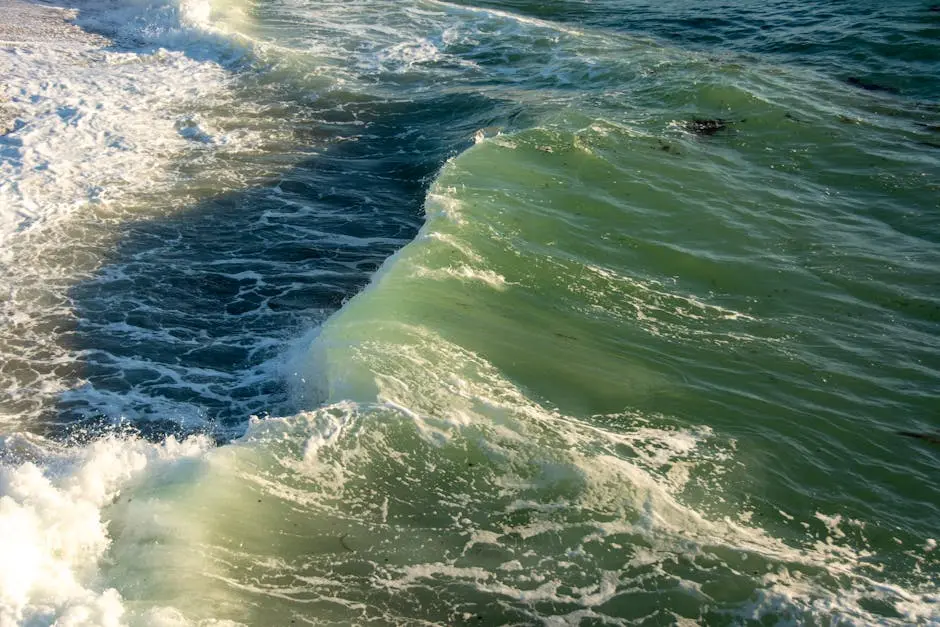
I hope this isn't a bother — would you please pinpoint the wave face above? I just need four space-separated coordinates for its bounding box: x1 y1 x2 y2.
1 0 938 624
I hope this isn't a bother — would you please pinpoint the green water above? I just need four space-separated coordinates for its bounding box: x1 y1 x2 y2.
106 21 938 625
1 0 938 624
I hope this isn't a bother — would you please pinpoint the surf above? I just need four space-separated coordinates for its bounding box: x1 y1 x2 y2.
1 0 938 624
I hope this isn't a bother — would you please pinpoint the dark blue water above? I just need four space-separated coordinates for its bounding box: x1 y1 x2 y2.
0 0 937 624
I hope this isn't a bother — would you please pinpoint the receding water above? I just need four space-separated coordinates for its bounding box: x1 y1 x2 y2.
0 0 938 624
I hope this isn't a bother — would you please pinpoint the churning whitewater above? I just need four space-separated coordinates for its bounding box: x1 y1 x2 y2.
1 0 938 624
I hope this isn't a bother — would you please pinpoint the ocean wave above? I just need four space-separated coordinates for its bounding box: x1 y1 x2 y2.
0 0 937 624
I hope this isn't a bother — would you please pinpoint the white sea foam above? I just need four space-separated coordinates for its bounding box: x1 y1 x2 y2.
427 0 585 37
0 0 274 426
0 1 936 624
0 0 248 257
0 295 932 625
411 264 510 289
0 431 211 626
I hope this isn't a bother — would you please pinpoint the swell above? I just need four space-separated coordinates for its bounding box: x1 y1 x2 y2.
283 122 939 624
1 0 938 623
445 0 940 100
46 90 520 435
0 0 527 434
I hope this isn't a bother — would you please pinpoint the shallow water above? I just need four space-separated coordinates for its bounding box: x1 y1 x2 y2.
0 0 938 624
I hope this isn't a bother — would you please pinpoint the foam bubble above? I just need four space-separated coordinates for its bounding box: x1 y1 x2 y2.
0 432 211 626
0 12 237 254
0 0 282 427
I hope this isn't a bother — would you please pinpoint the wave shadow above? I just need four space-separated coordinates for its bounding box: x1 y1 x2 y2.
45 88 518 441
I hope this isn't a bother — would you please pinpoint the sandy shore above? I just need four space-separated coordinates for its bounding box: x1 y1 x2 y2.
0 0 108 133
0 0 106 46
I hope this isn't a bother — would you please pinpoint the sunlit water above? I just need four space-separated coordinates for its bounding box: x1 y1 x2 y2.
0 0 938 624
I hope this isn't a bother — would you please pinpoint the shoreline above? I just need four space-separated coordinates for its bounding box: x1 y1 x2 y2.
0 0 106 46
0 0 109 135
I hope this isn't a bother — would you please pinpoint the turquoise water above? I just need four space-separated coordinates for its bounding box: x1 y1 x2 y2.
0 0 938 624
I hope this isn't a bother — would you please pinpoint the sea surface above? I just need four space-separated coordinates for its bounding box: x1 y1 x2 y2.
0 0 938 624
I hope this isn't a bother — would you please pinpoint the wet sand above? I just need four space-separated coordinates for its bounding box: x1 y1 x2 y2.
0 0 108 133
0 0 105 45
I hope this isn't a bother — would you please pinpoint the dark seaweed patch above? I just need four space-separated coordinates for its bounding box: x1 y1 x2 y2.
682 118 729 136
898 431 940 445
846 77 900 95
